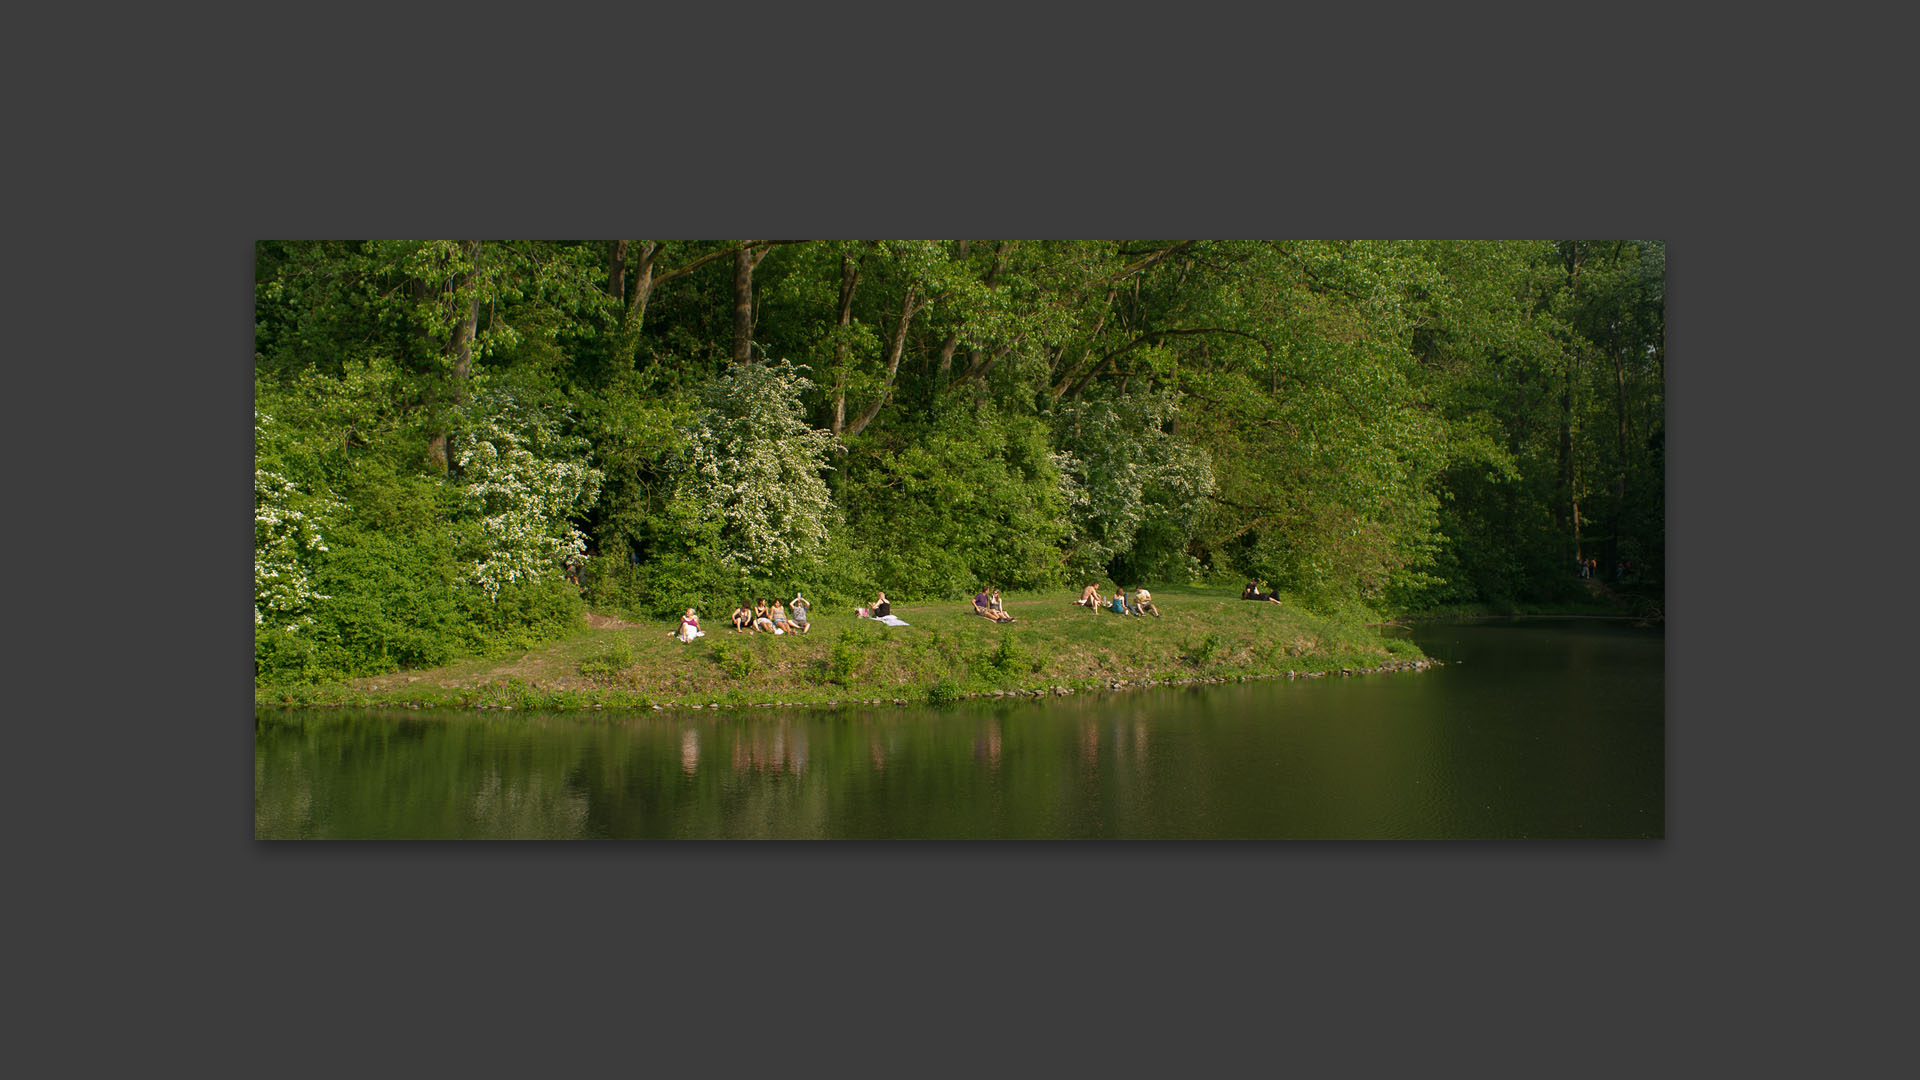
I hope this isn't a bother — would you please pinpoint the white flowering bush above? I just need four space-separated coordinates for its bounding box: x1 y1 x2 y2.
457 394 603 600
255 412 335 632
675 359 837 575
1051 388 1216 581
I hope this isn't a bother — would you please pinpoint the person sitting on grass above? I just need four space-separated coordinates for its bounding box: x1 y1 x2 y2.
973 588 996 619
676 607 705 642
1133 587 1160 618
789 593 810 634
771 600 794 634
860 591 892 619
990 589 1016 622
974 588 1014 623
753 599 776 633
1108 587 1133 615
730 601 754 633
1074 582 1103 609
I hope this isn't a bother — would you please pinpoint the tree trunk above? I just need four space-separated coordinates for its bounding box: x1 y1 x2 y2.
844 286 918 438
732 244 755 364
1554 243 1581 559
1607 324 1629 576
933 241 971 387
830 248 862 437
427 240 483 473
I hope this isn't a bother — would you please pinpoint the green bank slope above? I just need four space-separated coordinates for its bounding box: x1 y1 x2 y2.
257 585 1432 712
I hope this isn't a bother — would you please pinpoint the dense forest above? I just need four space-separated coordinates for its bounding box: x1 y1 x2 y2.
255 240 1663 684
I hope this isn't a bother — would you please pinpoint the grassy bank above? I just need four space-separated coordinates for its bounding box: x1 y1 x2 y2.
255 584 1434 712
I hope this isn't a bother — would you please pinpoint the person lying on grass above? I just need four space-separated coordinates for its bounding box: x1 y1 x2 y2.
1242 581 1283 604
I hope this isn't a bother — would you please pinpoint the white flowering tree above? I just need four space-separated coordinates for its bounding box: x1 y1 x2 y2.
674 359 837 575
254 410 335 632
456 390 603 600
1051 387 1216 581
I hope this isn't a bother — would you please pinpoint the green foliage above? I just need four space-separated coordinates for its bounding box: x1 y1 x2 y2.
826 632 864 686
256 239 1662 687
707 638 756 680
842 402 1069 598
1181 632 1224 668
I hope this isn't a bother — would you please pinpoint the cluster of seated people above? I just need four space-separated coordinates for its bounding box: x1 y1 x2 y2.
1071 582 1160 617
972 588 1016 623
729 595 812 635
1242 581 1283 604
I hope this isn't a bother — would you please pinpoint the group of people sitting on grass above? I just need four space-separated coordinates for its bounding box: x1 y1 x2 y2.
729 595 812 636
972 588 1016 623
1071 582 1161 618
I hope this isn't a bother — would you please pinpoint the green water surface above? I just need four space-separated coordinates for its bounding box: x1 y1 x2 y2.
254 619 1663 839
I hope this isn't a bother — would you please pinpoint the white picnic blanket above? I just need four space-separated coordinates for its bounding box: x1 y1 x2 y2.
873 614 909 627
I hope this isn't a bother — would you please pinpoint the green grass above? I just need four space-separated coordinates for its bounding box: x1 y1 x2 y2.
257 584 1434 711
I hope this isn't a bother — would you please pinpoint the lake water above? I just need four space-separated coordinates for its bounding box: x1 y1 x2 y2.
254 619 1663 839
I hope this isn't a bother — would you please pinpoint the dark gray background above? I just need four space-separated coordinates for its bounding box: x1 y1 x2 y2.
17 7 1903 1076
